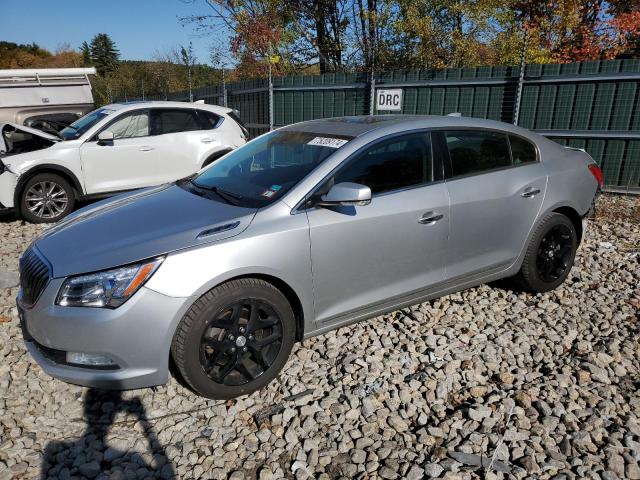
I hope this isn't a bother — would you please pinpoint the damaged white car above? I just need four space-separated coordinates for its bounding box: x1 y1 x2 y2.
0 101 248 223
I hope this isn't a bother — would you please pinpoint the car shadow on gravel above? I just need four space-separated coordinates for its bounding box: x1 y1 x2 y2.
0 210 18 223
41 388 176 479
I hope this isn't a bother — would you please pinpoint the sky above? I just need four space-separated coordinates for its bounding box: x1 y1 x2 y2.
0 0 228 64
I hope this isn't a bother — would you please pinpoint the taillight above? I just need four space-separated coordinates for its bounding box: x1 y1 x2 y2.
588 164 603 190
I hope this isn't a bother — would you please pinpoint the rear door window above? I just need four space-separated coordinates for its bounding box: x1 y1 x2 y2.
509 135 537 164
444 130 511 177
151 109 201 135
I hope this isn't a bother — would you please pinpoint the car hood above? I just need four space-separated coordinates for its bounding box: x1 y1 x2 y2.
0 122 59 152
34 184 258 278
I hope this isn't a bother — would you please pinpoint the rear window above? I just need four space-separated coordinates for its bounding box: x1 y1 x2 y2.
151 109 200 135
509 135 537 164
197 110 222 129
445 130 511 177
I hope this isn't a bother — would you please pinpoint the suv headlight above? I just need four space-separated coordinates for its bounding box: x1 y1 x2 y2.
57 258 163 308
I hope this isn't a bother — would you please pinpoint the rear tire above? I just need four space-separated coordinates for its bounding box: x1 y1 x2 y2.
514 213 578 293
19 173 75 223
171 278 296 399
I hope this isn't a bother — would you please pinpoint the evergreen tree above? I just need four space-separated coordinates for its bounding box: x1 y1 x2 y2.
89 33 120 76
80 41 92 66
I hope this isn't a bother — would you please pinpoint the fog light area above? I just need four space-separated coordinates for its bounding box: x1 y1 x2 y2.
66 351 117 367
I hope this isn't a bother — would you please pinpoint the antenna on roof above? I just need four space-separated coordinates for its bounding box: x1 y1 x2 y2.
194 99 205 104
447 112 462 117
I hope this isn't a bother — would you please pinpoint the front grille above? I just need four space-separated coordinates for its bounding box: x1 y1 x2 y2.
19 247 50 306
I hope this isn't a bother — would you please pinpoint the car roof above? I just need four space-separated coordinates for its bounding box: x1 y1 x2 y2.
102 101 232 115
279 115 540 140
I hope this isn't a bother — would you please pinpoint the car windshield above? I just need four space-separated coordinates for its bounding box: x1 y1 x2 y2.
190 130 352 208
60 108 116 140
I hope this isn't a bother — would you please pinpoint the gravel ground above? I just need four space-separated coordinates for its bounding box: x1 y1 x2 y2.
0 194 639 480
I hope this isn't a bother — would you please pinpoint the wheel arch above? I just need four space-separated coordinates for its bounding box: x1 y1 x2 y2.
175 273 307 343
227 273 305 342
14 164 84 212
552 205 583 243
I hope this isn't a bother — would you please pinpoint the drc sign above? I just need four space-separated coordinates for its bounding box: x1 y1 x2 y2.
376 89 403 111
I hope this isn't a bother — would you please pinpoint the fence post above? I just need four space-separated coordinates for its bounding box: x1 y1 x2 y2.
268 64 274 131
222 69 228 108
369 77 376 115
513 29 528 125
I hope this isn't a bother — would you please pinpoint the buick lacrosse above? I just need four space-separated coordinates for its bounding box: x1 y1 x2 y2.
18 115 601 399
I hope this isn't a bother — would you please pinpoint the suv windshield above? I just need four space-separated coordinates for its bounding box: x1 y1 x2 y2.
190 130 352 208
60 108 116 140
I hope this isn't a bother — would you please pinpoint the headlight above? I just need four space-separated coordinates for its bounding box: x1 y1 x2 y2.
57 258 163 308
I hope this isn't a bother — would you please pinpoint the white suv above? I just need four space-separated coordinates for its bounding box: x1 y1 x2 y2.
0 101 247 222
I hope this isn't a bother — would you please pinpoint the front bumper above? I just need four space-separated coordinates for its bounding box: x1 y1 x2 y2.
0 170 17 209
18 278 193 390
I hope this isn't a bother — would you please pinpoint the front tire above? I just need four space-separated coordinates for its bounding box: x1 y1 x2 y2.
19 173 75 223
515 213 578 293
171 278 296 399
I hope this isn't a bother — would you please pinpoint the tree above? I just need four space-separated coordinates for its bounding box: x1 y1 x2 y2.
89 33 120 76
180 42 197 101
80 41 92 66
0 41 82 69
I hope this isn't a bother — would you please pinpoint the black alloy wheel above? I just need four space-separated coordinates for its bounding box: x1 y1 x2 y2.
199 299 283 386
514 212 578 293
535 224 574 283
171 278 296 399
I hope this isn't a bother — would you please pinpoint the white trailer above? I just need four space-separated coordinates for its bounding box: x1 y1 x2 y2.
0 67 96 128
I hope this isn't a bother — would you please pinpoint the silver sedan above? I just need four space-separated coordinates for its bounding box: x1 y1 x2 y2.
18 115 601 399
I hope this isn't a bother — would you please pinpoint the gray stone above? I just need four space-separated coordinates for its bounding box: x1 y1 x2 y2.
0 271 19 289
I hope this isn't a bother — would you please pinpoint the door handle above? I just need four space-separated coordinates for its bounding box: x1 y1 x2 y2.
201 137 214 144
139 146 154 152
418 212 444 224
521 187 541 198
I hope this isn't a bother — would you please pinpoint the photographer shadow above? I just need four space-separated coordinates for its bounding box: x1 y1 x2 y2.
41 388 176 479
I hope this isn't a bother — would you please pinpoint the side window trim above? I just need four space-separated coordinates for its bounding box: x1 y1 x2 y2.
295 129 441 213
90 109 150 142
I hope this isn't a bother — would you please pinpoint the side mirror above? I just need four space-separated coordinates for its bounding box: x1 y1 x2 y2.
97 130 114 144
317 182 372 207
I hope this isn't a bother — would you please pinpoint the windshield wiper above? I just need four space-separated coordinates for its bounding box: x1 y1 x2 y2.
190 181 243 205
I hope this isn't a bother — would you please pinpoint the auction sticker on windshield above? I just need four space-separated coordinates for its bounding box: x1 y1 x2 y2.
307 137 349 148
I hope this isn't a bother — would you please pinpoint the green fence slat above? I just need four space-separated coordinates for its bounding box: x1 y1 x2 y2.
472 87 490 119
443 88 459 115
610 82 637 130
535 84 557 129
487 86 504 121
459 87 474 116
404 88 418 114
620 141 640 188
416 87 430 115
602 140 626 186
590 83 616 130
571 84 596 130
552 84 576 130
518 85 538 129
430 88 445 115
